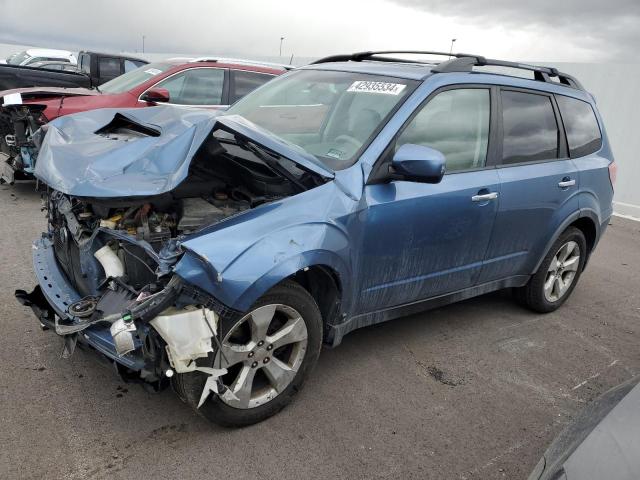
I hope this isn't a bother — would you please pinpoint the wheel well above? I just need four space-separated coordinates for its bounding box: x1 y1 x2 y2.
569 217 597 254
290 265 342 339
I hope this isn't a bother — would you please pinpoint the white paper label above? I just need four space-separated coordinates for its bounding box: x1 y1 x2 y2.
347 81 406 95
2 92 22 106
144 68 162 76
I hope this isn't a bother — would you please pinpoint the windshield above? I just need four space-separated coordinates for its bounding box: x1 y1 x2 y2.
226 69 416 169
99 62 173 94
7 51 30 65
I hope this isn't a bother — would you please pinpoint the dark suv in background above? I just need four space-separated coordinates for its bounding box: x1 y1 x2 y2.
77 50 148 85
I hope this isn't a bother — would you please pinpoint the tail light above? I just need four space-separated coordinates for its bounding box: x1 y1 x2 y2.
608 161 617 189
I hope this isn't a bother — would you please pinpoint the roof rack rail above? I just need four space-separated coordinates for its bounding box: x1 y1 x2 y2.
311 50 583 90
311 50 487 65
190 57 294 70
432 56 583 90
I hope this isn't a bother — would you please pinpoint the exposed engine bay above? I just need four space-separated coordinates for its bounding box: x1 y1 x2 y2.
0 103 47 184
17 123 326 395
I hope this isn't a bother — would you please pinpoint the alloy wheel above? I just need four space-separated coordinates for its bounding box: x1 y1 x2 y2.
215 304 308 409
543 240 581 302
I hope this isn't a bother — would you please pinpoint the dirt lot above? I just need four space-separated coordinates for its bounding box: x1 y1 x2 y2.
1 181 638 480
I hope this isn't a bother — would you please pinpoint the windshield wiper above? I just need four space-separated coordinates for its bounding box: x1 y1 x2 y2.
233 135 306 192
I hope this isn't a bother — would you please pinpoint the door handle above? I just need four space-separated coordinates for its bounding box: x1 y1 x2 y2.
471 192 498 202
558 179 576 188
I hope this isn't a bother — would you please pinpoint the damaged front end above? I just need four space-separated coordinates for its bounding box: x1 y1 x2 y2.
16 106 330 400
15 192 234 392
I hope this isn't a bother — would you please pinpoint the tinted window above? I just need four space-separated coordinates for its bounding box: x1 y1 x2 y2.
396 88 490 172
501 91 559 164
231 71 274 103
99 57 121 78
556 95 602 158
155 68 225 105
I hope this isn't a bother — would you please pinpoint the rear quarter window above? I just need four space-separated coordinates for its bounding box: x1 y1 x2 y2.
231 70 275 103
556 95 602 158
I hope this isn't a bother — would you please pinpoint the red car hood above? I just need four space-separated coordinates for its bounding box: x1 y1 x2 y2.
1 86 98 100
1 87 136 122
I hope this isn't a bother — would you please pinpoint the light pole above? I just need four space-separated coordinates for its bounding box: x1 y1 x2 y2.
142 35 146 54
449 38 457 58
279 36 285 57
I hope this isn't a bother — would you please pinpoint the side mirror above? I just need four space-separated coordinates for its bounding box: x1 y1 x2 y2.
390 144 446 184
141 87 170 103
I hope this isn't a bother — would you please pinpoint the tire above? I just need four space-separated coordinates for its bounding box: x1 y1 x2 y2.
515 227 587 313
174 280 322 427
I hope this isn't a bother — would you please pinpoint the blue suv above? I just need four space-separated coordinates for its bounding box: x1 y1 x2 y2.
17 51 615 426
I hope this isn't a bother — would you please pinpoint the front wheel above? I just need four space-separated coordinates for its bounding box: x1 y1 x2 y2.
515 227 587 313
174 280 322 427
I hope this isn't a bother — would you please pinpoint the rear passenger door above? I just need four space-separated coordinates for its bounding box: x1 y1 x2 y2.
478 88 579 283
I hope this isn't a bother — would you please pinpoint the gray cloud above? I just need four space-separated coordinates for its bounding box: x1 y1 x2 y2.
389 0 640 60
0 0 638 62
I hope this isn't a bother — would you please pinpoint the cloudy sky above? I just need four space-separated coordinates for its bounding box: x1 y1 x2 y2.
0 0 638 62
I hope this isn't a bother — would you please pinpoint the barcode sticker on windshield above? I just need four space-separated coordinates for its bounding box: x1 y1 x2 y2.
347 81 406 95
144 68 162 75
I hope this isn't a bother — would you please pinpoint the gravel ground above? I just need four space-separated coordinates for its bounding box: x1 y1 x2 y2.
1 181 638 480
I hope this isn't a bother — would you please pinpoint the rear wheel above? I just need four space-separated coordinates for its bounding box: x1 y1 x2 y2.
515 227 587 313
174 280 322 427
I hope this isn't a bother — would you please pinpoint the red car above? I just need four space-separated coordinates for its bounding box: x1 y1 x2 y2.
0 58 287 183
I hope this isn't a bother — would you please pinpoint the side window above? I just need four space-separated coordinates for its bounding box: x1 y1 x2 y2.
25 57 44 65
556 95 602 158
99 57 122 78
79 54 90 74
124 60 142 73
154 68 225 105
231 71 274 103
501 90 559 165
396 88 490 172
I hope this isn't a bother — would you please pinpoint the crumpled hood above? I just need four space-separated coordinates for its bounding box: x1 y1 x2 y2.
34 106 220 197
34 107 333 198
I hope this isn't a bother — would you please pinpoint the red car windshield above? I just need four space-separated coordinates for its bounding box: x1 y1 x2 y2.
99 62 173 94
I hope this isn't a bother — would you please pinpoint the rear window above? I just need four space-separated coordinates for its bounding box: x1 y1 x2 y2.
99 57 121 78
501 90 559 165
556 95 602 158
230 70 274 103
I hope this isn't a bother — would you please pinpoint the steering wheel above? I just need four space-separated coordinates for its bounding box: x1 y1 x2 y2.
334 134 361 150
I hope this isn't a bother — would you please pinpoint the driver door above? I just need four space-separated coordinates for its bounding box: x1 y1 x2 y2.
356 86 500 313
